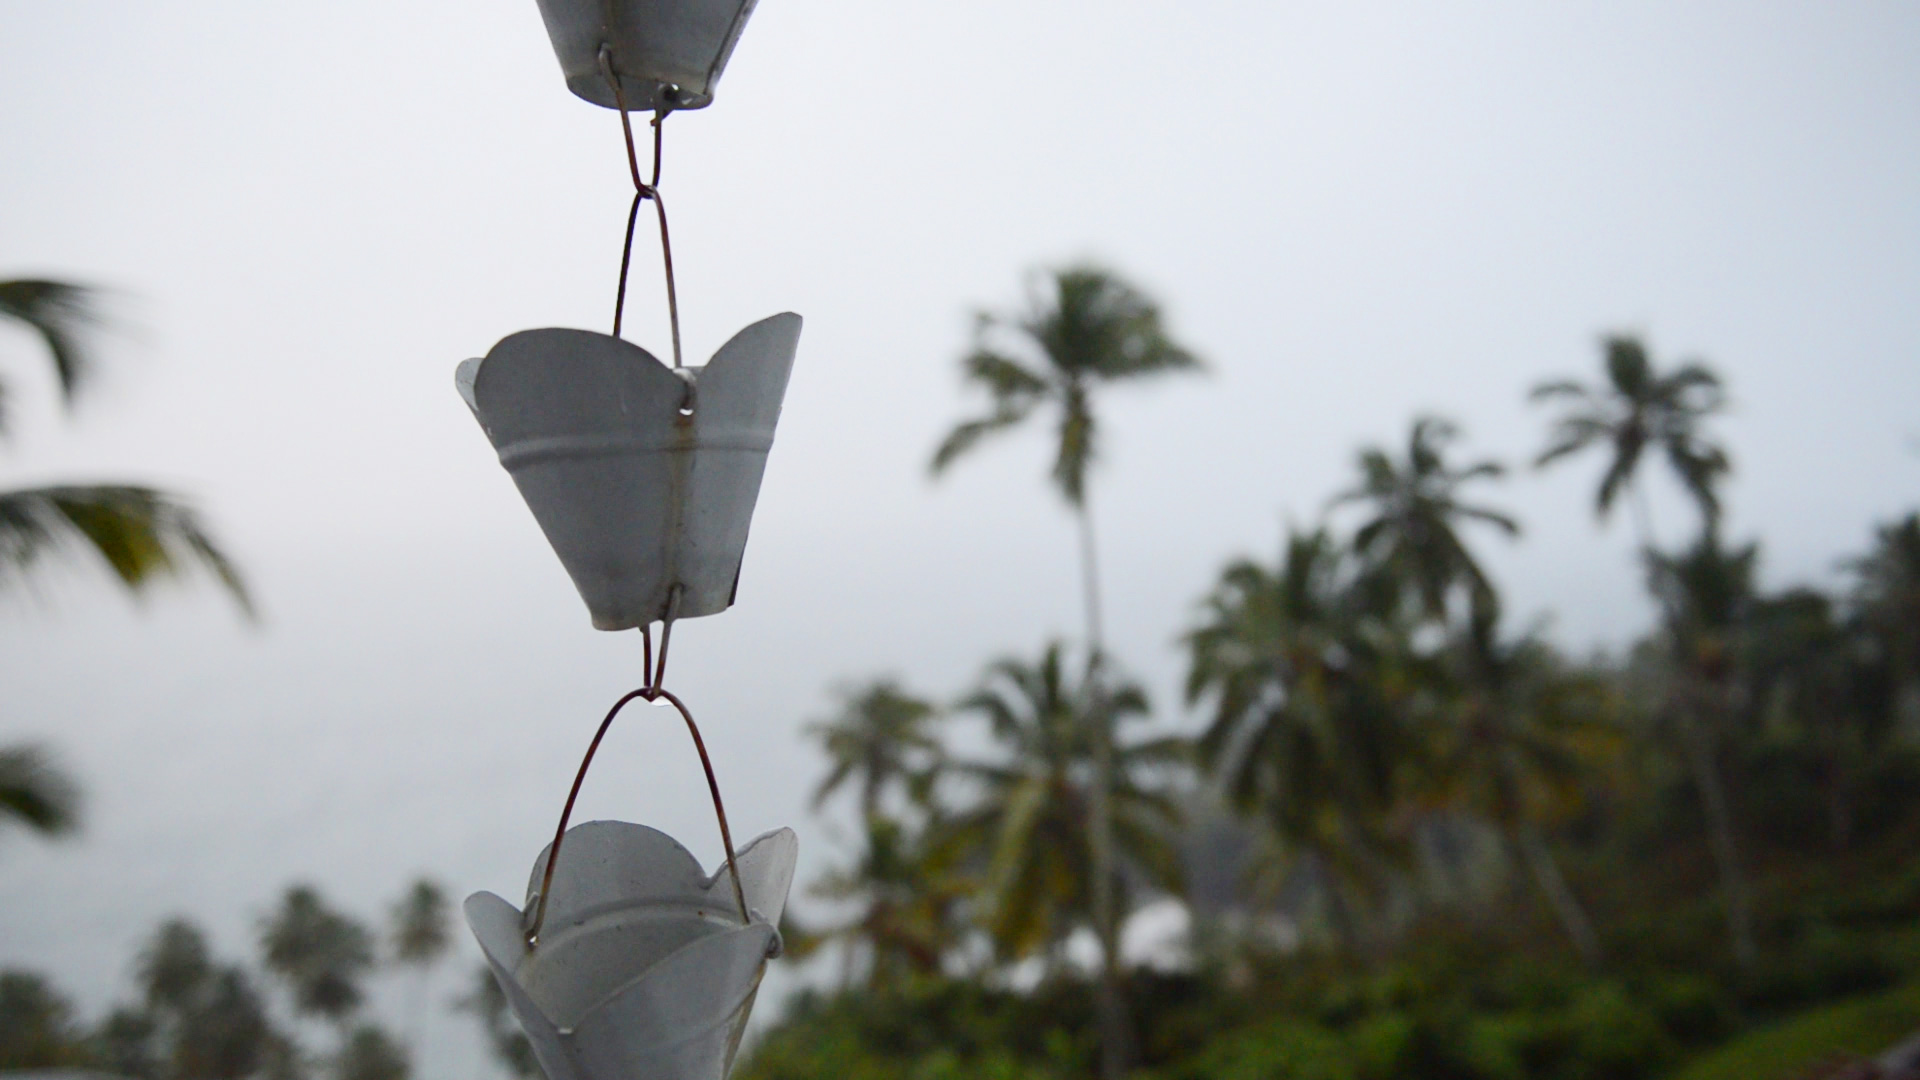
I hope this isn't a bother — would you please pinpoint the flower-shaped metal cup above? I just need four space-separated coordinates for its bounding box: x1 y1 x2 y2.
533 0 762 111
456 314 801 631
465 821 796 1080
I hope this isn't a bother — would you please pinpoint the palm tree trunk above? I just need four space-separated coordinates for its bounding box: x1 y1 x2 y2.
1635 476 1757 968
1678 701 1757 968
1629 476 1662 557
1076 501 1130 1080
1512 824 1602 966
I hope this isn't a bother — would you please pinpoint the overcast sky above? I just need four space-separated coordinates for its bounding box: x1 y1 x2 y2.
2 3 1916 1076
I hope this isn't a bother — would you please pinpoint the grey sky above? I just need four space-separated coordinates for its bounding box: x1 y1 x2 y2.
2 2 1916 1076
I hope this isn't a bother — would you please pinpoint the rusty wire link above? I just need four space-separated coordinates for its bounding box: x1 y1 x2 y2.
599 45 684 368
524 683 749 947
650 584 684 693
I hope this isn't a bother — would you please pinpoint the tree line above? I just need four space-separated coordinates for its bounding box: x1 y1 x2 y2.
777 267 1920 1078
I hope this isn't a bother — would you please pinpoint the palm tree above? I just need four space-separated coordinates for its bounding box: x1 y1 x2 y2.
260 886 375 1027
1331 415 1517 632
1530 334 1729 546
930 265 1198 1075
335 1026 409 1080
123 918 284 1080
170 968 274 1080
1852 513 1920 691
1 278 252 841
387 879 450 1050
806 679 940 822
809 814 969 989
1745 588 1886 852
1425 626 1614 965
1646 531 1760 967
946 642 1186 969
0 279 252 612
139 918 215 1013
1184 529 1410 952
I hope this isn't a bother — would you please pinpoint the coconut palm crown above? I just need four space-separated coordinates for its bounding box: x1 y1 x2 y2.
930 266 1200 509
1531 334 1729 537
1331 415 1518 631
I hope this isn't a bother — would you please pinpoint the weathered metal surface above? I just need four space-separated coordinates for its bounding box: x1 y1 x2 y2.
533 0 761 111
466 821 797 1080
457 313 801 630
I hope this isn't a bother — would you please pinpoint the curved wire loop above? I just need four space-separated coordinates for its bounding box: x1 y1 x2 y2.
523 680 748 947
598 44 683 368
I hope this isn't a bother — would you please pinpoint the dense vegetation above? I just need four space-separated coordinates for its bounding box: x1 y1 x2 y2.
736 272 1920 1080
4 270 1915 1080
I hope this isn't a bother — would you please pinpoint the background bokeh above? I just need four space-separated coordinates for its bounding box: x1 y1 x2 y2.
2 3 1915 1077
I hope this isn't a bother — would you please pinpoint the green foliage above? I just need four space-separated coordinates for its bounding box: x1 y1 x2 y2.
930 265 1201 508
0 971 82 1069
808 678 942 820
260 885 376 1023
0 276 252 614
1737 926 1900 1014
388 878 450 966
0 877 449 1080
335 1025 408 1080
1667 980 1920 1080
783 317 1920 1079
1165 1019 1356 1080
1530 334 1729 532
943 642 1186 963
0 744 81 838
1332 414 1517 628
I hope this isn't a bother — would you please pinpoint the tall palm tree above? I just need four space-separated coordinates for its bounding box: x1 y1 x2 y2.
1530 334 1729 546
388 879 450 1050
809 814 969 989
1425 626 1614 965
1330 416 1517 632
946 642 1186 969
122 918 284 1080
1184 529 1410 952
806 679 940 822
1646 531 1760 967
259 885 375 1027
930 265 1199 1075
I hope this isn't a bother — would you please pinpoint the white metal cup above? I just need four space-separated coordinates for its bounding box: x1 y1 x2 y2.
456 314 801 631
532 0 762 111
466 822 797 1080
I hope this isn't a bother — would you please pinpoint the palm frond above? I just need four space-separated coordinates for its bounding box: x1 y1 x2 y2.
0 484 254 617
1603 336 1652 396
929 407 1032 476
1528 379 1592 402
0 279 107 412
1458 503 1522 537
962 348 1049 403
1533 416 1610 469
0 744 81 836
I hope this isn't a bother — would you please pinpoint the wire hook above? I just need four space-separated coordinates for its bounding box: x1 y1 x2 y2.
599 44 684 368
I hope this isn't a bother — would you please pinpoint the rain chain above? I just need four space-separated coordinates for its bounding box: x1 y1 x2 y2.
452 5 799 1080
